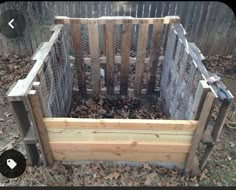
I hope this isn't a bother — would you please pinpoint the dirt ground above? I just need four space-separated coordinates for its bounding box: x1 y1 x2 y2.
0 54 235 186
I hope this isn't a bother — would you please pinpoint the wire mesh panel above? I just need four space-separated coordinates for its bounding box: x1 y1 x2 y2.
54 16 180 96
40 25 73 117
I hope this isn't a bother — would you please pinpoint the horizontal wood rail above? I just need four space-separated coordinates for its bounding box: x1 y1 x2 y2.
55 16 180 25
44 118 198 130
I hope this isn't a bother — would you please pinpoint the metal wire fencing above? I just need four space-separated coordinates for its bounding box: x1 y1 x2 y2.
39 25 73 117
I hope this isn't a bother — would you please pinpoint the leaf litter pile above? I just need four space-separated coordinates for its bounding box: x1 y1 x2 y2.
69 95 167 119
0 54 236 186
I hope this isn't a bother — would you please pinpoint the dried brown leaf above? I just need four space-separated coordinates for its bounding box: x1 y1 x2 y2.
105 172 120 180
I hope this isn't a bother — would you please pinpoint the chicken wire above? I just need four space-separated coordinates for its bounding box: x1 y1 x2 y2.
70 21 166 92
40 24 73 117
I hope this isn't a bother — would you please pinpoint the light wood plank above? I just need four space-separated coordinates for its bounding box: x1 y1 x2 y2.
44 118 198 131
134 21 149 95
52 150 187 163
54 16 180 25
49 141 191 153
48 132 192 144
72 23 87 95
29 90 54 166
88 20 100 95
120 20 132 95
105 20 115 95
184 91 215 173
47 128 194 135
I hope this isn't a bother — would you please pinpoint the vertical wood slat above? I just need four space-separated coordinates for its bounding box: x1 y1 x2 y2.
182 61 198 117
184 91 215 173
147 21 163 94
71 23 87 95
32 82 49 117
105 20 115 95
120 20 132 95
188 80 210 120
170 38 184 117
29 90 54 166
134 21 149 95
88 20 100 95
173 50 190 119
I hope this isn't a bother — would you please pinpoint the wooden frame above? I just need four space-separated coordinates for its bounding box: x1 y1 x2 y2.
7 16 234 175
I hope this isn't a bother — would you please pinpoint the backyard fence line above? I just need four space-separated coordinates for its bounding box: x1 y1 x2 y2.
0 1 235 57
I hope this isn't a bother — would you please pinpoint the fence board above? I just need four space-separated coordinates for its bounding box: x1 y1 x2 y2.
134 21 149 95
88 20 100 95
120 20 132 95
105 20 115 95
71 23 87 95
0 2 235 56
147 21 163 94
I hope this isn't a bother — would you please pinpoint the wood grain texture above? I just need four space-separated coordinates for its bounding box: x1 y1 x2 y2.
88 20 100 95
120 20 132 95
134 21 149 95
184 91 215 173
188 80 210 120
49 140 192 153
72 23 87 95
29 90 54 166
44 118 198 131
52 150 187 163
147 21 163 94
105 20 115 95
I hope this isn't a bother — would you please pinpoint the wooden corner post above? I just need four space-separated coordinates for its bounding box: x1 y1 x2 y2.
184 91 215 174
28 89 54 166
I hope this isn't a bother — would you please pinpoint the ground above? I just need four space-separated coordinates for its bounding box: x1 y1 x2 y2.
0 54 235 186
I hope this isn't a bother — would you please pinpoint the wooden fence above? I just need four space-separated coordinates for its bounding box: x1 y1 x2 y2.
0 1 235 57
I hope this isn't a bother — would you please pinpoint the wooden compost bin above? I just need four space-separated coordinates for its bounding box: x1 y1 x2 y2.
7 16 234 175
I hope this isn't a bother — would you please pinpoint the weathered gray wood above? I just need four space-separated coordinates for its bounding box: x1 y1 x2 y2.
32 82 49 117
0 2 235 57
8 99 40 166
188 80 210 119
185 91 215 173
7 25 63 101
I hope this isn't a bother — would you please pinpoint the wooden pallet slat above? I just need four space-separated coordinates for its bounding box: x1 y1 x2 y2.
120 19 132 95
147 20 163 94
105 19 115 95
88 20 101 95
134 21 149 95
71 22 87 96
